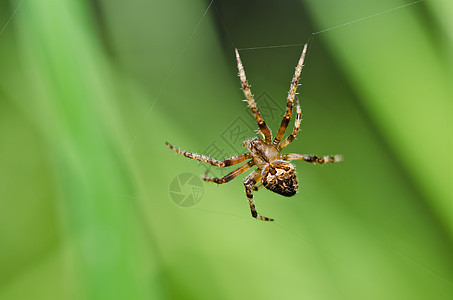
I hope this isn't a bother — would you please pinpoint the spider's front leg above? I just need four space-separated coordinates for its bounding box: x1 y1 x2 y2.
274 43 307 146
279 96 302 150
235 49 273 142
244 170 274 222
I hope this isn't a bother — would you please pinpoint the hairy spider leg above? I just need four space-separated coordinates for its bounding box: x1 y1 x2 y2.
273 43 308 145
202 160 254 184
279 96 302 149
235 49 272 142
244 169 274 221
281 153 343 164
252 182 263 191
166 142 252 167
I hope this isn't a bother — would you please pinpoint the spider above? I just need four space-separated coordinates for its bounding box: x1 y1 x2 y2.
166 44 342 221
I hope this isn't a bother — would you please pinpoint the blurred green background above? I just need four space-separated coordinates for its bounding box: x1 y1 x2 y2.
0 0 452 299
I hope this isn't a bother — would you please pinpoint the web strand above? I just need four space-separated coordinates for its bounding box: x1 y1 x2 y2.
236 0 424 51
0 0 23 36
312 0 424 35
212 1 235 49
127 0 214 152
237 34 315 52
237 43 306 51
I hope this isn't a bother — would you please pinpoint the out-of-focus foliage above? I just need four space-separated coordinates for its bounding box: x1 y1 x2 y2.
0 0 451 299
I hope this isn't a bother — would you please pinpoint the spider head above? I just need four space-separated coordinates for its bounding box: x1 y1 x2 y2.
243 137 280 169
261 160 298 197
243 137 264 152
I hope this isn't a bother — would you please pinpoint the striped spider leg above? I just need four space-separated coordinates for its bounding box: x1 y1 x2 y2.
166 142 253 183
166 44 342 222
244 169 273 221
273 44 307 147
235 49 272 143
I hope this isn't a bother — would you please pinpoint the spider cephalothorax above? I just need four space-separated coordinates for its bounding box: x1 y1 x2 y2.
243 137 279 169
166 44 342 221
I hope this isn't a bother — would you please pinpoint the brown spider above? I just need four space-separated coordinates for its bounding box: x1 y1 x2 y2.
166 44 342 221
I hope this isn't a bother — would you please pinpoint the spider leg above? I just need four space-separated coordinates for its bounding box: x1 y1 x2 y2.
273 44 307 145
252 182 263 191
166 142 251 167
235 49 272 142
202 161 254 184
281 153 343 164
279 96 302 149
244 169 274 221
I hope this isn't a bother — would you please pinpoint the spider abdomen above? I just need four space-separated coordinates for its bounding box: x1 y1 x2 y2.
261 161 298 197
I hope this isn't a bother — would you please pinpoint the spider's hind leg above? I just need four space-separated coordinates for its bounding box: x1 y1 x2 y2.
252 182 263 191
244 170 274 221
